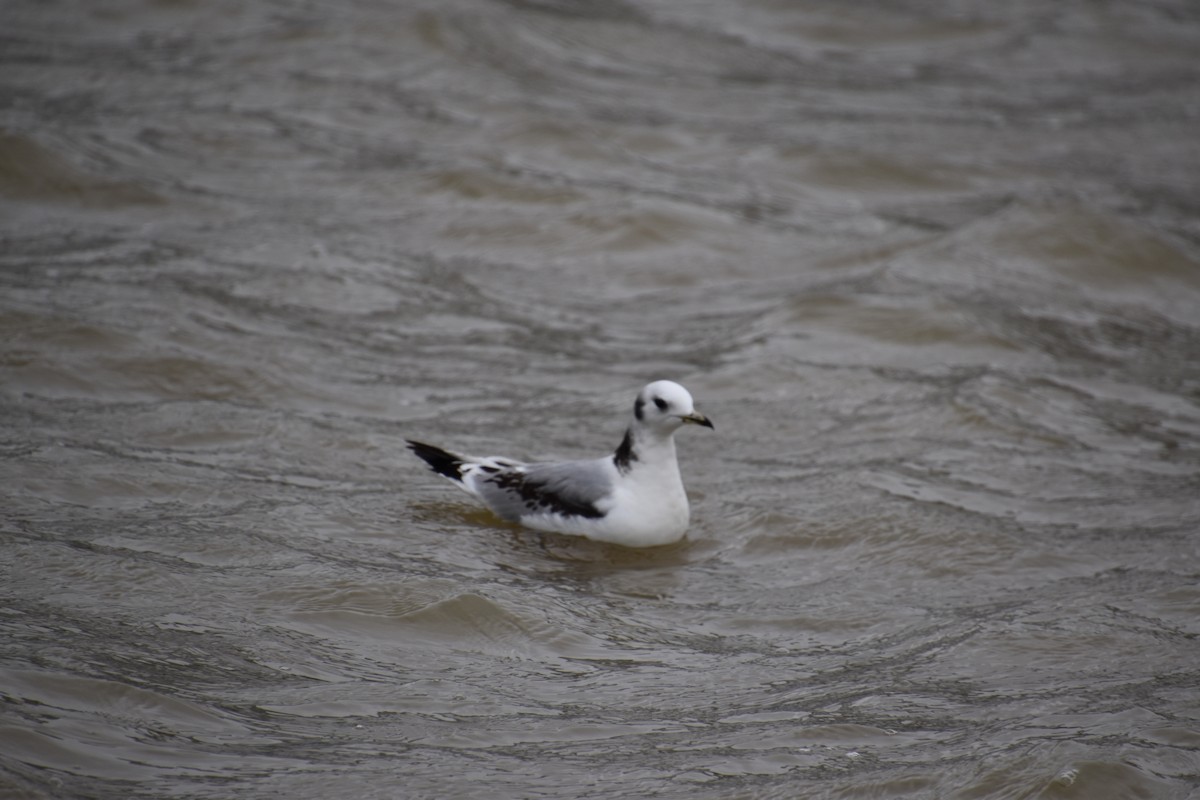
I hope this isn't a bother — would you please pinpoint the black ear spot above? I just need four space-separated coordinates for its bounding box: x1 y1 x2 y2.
634 395 646 421
653 396 668 410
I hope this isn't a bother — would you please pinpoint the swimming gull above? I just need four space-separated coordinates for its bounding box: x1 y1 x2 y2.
406 380 713 547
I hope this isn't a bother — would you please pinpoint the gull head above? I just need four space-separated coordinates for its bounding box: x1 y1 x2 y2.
632 380 714 434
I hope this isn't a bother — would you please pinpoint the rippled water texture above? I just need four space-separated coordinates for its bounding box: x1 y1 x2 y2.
2 1 1199 798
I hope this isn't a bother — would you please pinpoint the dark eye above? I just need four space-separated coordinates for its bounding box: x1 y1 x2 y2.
653 397 668 410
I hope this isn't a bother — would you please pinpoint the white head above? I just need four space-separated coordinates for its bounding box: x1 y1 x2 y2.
632 380 714 434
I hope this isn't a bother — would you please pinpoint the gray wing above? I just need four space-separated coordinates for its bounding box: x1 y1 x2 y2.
469 458 614 522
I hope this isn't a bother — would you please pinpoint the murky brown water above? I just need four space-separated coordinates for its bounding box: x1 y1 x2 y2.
3 1 1199 798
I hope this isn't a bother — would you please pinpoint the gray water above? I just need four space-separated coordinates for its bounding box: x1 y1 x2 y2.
2 1 1199 798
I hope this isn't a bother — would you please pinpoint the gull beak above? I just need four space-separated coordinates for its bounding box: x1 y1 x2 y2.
680 411 714 430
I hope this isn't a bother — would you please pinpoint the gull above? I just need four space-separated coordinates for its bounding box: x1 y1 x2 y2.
406 380 713 547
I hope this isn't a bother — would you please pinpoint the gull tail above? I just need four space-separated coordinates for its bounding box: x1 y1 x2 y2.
406 440 466 482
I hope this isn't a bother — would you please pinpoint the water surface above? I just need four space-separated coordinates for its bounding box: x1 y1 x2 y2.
2 1 1199 798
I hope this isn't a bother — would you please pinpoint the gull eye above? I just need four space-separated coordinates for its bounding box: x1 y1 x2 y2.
653 397 668 411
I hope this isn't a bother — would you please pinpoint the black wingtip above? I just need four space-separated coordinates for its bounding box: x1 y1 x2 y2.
406 439 466 482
